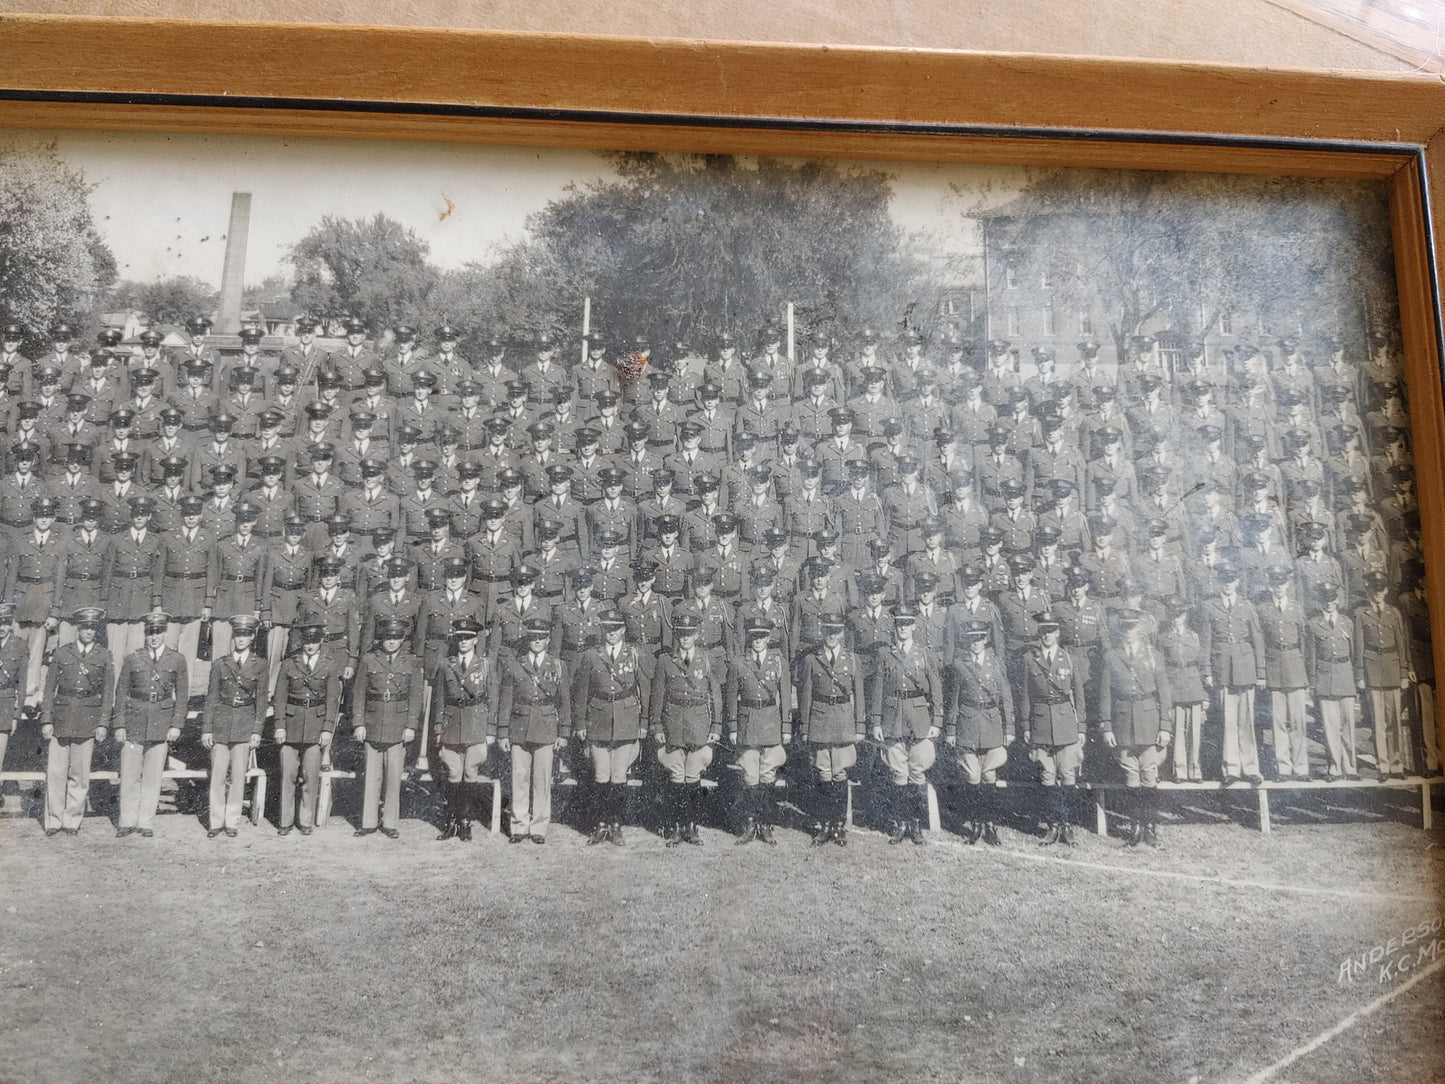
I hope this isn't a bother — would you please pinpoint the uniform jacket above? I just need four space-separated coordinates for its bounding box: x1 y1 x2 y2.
2 530 64 624
272 647 345 744
295 587 361 663
649 647 722 748
797 645 867 744
205 650 269 743
571 643 651 742
1157 625 1207 704
497 649 571 745
725 648 791 747
1199 596 1265 686
869 642 943 741
58 527 109 612
261 541 312 625
41 641 115 740
1307 614 1357 699
945 650 1014 748
353 648 425 745
1257 601 1309 690
161 526 215 619
208 536 268 618
113 646 189 741
1354 602 1411 688
432 649 500 746
1019 646 1086 746
1099 646 1173 747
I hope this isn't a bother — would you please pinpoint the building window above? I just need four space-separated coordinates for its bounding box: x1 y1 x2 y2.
1007 308 1020 336
1043 304 1056 337
1079 309 1093 336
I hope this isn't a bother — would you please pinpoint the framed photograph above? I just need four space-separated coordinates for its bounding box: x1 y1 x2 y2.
2 16 1445 1083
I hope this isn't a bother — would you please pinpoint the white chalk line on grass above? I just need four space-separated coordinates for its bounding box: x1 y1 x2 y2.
1238 955 1445 1083
925 838 1437 903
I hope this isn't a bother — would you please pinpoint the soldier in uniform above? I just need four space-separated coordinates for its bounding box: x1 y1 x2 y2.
113 612 189 837
295 556 362 674
649 612 723 845
1200 566 1266 786
3 496 65 704
870 606 943 844
1307 584 1360 781
1355 570 1414 777
945 619 1013 845
160 495 213 694
498 616 571 844
39 607 113 835
726 616 791 845
352 617 424 838
206 503 267 663
797 613 867 846
1258 567 1312 781
431 619 501 841
202 614 268 838
1021 613 1088 845
569 610 650 844
1100 609 1174 846
1157 597 1207 782
490 564 551 657
271 622 344 835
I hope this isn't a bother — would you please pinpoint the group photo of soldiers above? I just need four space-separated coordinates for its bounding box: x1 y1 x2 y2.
0 307 1436 851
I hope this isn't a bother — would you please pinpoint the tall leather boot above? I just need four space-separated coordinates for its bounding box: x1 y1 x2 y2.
685 782 705 845
736 786 759 844
833 781 849 846
435 784 458 841
887 785 907 843
1059 786 1077 846
909 783 928 844
758 784 778 845
981 783 1001 846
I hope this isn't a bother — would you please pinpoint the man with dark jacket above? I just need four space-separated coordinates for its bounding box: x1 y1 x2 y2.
113 613 189 838
352 617 424 838
498 617 570 844
431 619 501 841
40 607 113 835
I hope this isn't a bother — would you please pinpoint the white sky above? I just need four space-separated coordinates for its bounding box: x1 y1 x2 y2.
29 129 1024 289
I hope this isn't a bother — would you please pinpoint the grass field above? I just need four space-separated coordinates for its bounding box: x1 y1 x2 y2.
2 780 1443 1084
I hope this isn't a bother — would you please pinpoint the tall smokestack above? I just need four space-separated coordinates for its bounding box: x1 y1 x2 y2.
217 192 252 333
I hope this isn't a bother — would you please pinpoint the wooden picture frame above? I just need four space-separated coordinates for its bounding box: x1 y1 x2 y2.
3 17 1444 1079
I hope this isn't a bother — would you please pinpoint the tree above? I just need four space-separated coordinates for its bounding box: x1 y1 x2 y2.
287 213 439 331
447 153 936 352
108 276 218 326
979 169 1395 358
0 140 116 341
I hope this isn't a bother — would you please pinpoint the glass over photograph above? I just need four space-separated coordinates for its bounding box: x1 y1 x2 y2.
0 129 1441 1083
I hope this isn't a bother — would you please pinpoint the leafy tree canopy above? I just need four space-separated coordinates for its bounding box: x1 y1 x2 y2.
108 275 218 327
0 140 116 341
287 213 439 332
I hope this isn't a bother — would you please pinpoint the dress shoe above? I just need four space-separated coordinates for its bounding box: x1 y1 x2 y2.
207 828 224 839
1142 822 1159 847
116 827 135 838
43 828 59 837
379 827 400 839
530 835 546 845
683 823 704 846
1061 824 1077 846
982 822 1001 847
509 834 528 844
458 821 473 842
962 821 982 845
735 820 758 845
1125 820 1142 847
1221 775 1240 787
277 826 294 836
907 820 926 845
888 820 907 845
63 827 79 836
138 829 154 838
758 823 777 845
354 828 376 837
586 824 611 846
297 826 314 836
1246 774 1265 787
1039 824 1060 846
811 823 834 847
225 828 239 838
609 823 625 846
833 823 848 847
436 820 458 841
1189 772 1204 782
1347 773 1362 781
1294 773 1311 782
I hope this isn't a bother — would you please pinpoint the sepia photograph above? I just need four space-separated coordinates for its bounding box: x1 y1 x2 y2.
0 124 1442 1082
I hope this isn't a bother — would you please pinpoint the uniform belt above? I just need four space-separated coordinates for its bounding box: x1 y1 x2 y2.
169 571 208 580
1038 697 1071 705
253 530 281 539
224 574 256 582
961 699 999 709
324 632 347 642
740 697 776 708
590 690 638 702
889 692 929 702
891 519 921 530
117 569 150 578
812 694 852 705
444 697 485 707
666 695 711 706
647 438 674 447
1 518 30 528
130 693 175 703
537 589 563 599
714 589 741 599
512 696 558 706
16 574 48 583
365 692 411 703
65 571 101 580
222 696 256 707
560 640 590 651
287 696 329 707
273 577 307 590
1114 694 1156 702
474 572 511 582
